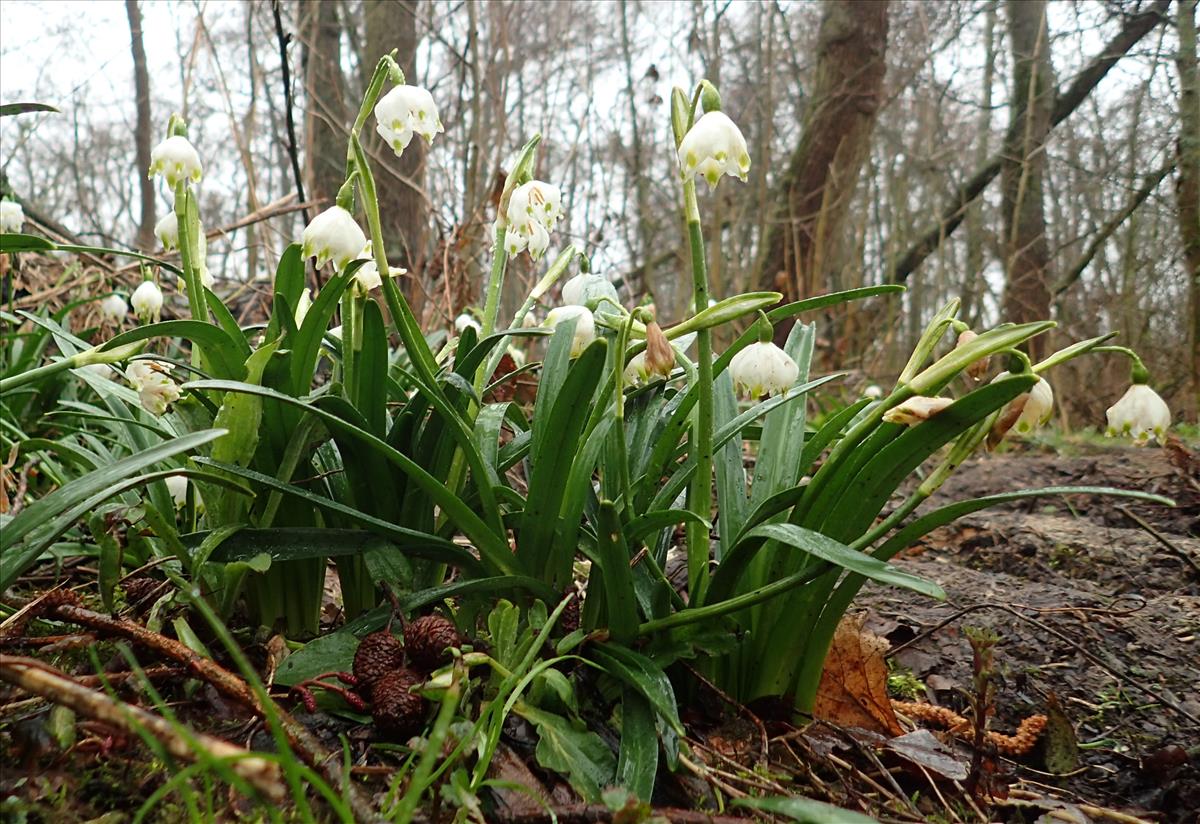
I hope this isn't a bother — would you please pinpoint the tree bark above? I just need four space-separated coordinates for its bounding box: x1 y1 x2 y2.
301 0 347 211
1000 0 1055 356
125 0 155 252
365 0 426 282
755 0 889 303
1175 0 1200 412
888 0 1171 286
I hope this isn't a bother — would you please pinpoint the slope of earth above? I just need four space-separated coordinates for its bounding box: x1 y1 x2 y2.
855 444 1200 821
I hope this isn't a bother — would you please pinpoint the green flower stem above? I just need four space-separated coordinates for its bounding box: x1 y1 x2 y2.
349 133 439 390
344 54 401 180
340 289 361 398
612 311 637 503
0 343 142 395
682 177 714 597
1093 345 1150 382
173 182 206 324
474 230 510 394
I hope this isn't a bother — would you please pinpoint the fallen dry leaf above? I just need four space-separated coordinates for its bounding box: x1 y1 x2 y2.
813 615 903 736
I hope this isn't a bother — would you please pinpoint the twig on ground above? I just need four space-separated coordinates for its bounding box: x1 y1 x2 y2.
0 654 285 800
1115 504 1200 578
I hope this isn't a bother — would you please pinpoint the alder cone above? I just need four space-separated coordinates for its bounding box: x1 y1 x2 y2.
352 630 405 688
404 615 460 670
370 669 426 738
559 596 580 634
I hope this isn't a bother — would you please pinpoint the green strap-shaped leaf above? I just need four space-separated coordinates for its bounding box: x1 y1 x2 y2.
102 320 246 381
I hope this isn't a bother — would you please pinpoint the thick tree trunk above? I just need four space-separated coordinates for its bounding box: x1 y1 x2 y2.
365 0 426 283
125 0 155 252
755 0 889 303
301 0 347 211
1000 0 1055 358
1176 0 1200 412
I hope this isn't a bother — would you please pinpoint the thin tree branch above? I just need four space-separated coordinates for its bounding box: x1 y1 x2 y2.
271 0 309 226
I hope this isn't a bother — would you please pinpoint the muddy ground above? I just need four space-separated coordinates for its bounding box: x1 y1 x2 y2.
857 444 1200 820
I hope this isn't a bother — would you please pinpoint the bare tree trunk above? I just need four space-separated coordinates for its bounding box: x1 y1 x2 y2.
301 0 347 212
125 0 155 251
1176 0 1200 412
364 0 426 283
755 0 889 303
1001 0 1055 358
619 0 655 304
962 0 997 326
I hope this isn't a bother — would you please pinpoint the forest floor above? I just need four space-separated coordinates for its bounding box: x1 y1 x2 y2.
1 442 1197 823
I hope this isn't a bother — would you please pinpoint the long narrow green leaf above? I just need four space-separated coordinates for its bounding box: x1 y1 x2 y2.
102 321 246 380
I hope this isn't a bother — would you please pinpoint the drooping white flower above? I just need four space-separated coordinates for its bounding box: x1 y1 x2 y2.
351 244 407 293
127 360 181 416
149 135 203 187
1013 376 1054 434
864 384 884 400
561 274 619 311
677 110 751 190
1106 383 1170 445
295 288 313 326
883 396 954 426
0 200 25 233
504 180 563 260
454 313 481 334
728 341 799 399
544 305 596 357
80 362 116 380
301 206 368 271
100 293 128 320
165 474 190 509
155 211 179 250
374 84 444 157
131 281 164 324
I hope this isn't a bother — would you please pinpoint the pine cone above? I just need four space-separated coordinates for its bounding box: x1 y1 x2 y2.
370 669 426 738
352 630 405 688
404 615 460 670
559 595 580 634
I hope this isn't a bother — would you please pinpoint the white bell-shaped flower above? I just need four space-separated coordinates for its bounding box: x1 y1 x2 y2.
100 294 128 320
504 180 563 261
678 111 751 190
1106 383 1170 445
728 341 799 399
864 384 884 401
149 135 203 187
165 475 190 509
295 288 313 326
1 200 25 233
301 206 367 271
1013 377 1054 434
80 362 117 380
544 305 596 357
127 360 181 416
155 212 179 250
561 274 620 311
351 244 407 294
131 281 164 324
374 84 444 157
454 313 481 334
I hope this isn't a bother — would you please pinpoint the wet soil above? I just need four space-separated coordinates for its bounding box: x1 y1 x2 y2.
857 444 1200 821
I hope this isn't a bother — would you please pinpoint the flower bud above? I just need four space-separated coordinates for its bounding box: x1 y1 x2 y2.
374 84 444 157
544 305 596 357
677 111 750 190
455 313 481 334
155 212 179 250
882 396 954 426
100 294 128 320
863 384 884 401
955 330 990 382
0 200 25 233
131 281 164 324
728 341 799 399
295 288 313 326
301 206 368 271
148 135 203 187
1105 383 1170 446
